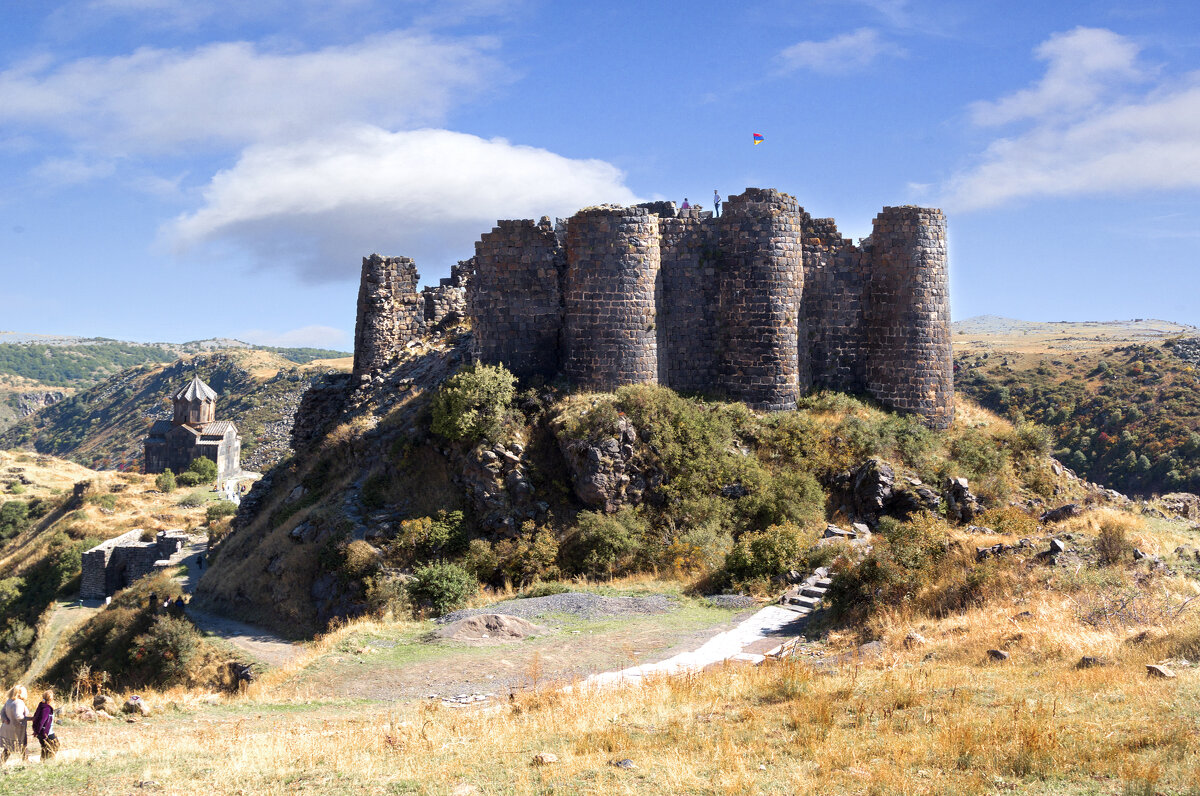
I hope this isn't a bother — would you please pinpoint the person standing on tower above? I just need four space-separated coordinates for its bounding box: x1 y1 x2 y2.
681 197 690 210
713 189 721 217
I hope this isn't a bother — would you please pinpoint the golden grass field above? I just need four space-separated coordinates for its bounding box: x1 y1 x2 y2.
1 507 1196 795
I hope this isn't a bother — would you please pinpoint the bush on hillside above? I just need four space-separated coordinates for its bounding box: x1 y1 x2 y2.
176 471 202 487
156 469 176 492
405 562 476 617
384 511 467 566
0 500 29 541
430 363 517 442
564 508 646 578
1096 517 1134 566
130 615 203 685
739 470 825 530
724 522 814 589
205 500 238 524
493 523 560 586
187 456 218 483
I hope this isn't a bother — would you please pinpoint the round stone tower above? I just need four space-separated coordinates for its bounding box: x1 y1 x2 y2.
716 188 809 411
865 206 954 428
562 206 660 389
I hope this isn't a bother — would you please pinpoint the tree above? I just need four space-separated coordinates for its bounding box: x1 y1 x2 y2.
155 469 176 492
187 457 218 483
430 363 517 442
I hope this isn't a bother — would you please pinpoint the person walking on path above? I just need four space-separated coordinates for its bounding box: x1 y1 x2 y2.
713 190 721 217
32 690 58 761
1 684 31 763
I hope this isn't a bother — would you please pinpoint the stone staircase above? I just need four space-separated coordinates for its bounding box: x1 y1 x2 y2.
778 567 833 617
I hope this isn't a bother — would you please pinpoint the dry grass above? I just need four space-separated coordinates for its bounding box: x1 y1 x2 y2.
3 635 1196 795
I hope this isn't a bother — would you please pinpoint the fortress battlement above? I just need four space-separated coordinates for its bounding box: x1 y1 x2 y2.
351 188 953 428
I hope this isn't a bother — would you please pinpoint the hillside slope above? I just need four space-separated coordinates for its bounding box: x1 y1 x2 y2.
0 351 351 474
953 317 1200 496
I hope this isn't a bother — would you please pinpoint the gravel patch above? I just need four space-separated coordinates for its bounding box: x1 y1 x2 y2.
437 592 676 624
702 594 757 610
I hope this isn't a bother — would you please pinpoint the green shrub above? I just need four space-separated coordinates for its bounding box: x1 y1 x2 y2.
385 511 466 566
724 523 812 586
494 523 560 586
430 363 518 442
130 615 202 685
461 539 499 582
406 562 476 617
177 492 205 508
86 493 117 511
828 513 952 619
155 469 176 492
566 509 646 578
950 429 1007 478
0 500 29 541
739 470 825 530
176 471 202 487
205 500 238 524
339 540 381 583
187 456 218 482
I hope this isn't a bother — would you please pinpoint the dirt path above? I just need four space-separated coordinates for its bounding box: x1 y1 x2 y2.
23 600 101 683
173 540 303 667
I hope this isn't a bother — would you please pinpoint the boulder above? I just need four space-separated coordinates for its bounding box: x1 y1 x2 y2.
93 694 118 712
123 695 151 716
1146 664 1176 679
850 459 895 522
1076 656 1108 669
557 416 641 513
1049 539 1066 554
532 752 559 765
987 649 1010 661
1040 504 1081 523
903 632 928 648
943 477 979 523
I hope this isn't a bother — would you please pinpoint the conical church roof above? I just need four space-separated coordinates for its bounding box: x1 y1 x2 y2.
173 375 218 402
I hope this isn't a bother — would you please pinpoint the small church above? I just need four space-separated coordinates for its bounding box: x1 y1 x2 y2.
144 375 241 483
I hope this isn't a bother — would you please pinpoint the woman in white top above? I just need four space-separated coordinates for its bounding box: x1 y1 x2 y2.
1 684 31 763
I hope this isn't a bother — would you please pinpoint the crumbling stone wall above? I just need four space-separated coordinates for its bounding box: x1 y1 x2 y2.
352 255 423 379
421 260 471 329
658 214 721 391
468 219 565 379
803 218 870 393
81 529 190 599
562 207 660 388
865 207 954 428
715 188 809 411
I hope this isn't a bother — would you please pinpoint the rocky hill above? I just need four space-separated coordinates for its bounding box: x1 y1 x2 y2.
953 318 1200 496
195 313 1144 637
0 350 351 474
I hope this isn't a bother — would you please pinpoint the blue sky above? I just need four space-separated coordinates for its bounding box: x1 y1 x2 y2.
2 0 1200 349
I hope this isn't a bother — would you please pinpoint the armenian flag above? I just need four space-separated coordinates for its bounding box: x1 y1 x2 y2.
752 133 764 145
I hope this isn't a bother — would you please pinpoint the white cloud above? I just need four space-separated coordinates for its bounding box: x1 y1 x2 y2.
0 31 503 154
30 156 116 186
943 28 1200 211
777 28 903 74
970 27 1146 126
166 126 641 282
239 325 351 349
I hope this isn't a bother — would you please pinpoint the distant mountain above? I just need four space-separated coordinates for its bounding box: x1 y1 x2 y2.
0 350 351 474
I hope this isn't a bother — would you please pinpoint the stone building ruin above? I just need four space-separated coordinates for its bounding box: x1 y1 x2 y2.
80 528 191 600
352 187 953 428
144 375 243 482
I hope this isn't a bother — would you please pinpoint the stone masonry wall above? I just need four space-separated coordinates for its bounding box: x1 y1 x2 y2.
715 188 809 411
803 218 870 393
467 218 565 379
657 214 721 391
422 259 471 329
865 207 954 428
562 207 660 388
352 255 423 379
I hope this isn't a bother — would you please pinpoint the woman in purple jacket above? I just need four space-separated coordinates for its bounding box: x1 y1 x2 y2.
32 690 58 760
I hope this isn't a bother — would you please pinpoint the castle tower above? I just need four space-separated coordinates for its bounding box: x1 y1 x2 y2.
562 206 660 389
467 218 566 379
865 206 954 428
716 188 810 410
172 375 217 425
351 254 423 379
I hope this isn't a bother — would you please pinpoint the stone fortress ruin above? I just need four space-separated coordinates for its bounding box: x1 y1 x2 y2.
352 188 954 428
